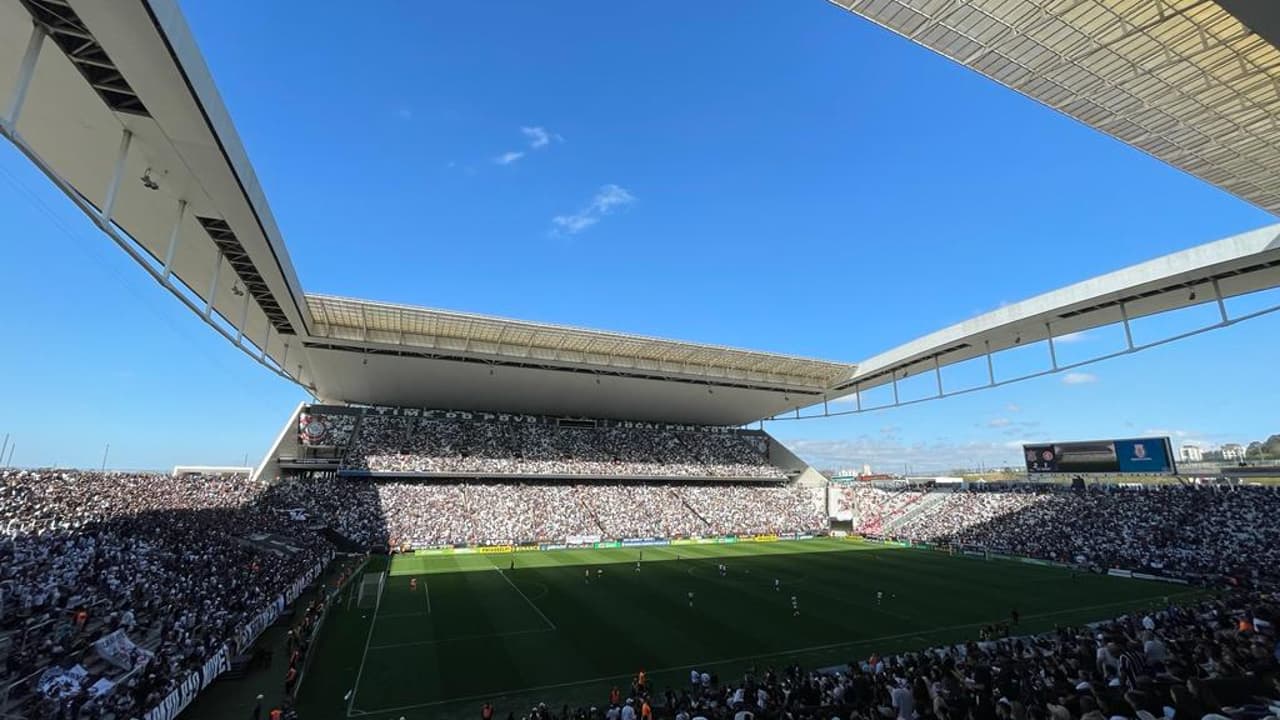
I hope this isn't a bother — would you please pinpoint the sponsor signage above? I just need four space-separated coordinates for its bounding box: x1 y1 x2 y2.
478 545 514 554
621 538 670 547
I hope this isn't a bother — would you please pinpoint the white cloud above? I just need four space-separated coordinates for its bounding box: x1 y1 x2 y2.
521 126 553 148
988 417 1012 428
1006 403 1022 413
495 127 561 166
1055 331 1088 343
1061 372 1098 385
494 151 525 166
552 184 635 235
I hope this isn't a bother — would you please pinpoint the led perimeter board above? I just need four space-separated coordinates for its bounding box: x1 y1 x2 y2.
1023 437 1176 475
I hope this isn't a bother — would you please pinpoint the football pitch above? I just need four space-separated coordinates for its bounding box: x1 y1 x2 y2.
297 539 1199 720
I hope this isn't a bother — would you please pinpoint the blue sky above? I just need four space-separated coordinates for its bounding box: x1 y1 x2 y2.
0 0 1277 471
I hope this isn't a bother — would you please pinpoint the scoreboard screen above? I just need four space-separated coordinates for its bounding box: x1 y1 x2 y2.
1023 437 1175 474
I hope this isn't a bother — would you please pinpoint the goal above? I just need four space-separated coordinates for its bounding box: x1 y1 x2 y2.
355 571 384 610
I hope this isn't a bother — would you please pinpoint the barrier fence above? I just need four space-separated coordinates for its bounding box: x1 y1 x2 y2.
138 553 331 720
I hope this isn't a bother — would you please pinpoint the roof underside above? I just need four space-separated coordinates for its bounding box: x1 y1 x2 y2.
830 0 1280 216
301 295 857 425
306 295 856 389
834 223 1280 396
0 0 309 379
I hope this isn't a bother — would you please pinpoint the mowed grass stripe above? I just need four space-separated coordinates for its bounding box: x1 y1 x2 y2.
298 542 1196 720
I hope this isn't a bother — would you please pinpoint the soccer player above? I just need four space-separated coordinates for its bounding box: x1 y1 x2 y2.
584 569 590 584
791 595 799 617
774 578 780 592
876 590 883 605
409 577 417 592
687 591 695 608
635 561 641 573
597 568 603 579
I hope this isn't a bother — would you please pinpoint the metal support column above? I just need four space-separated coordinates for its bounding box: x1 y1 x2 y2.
933 355 943 397
984 340 995 385
204 254 222 319
161 200 186 280
102 129 133 222
1119 302 1134 350
4 24 44 130
1046 323 1058 370
855 382 862 412
235 290 250 343
891 375 900 406
260 324 271 361
1211 278 1230 323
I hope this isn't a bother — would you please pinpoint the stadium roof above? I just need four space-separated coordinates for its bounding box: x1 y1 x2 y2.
824 222 1280 407
301 294 857 424
829 0 1280 216
306 294 854 388
4 0 1280 425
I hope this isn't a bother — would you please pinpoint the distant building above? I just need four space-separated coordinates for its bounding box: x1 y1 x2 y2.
1179 444 1203 462
1221 443 1246 462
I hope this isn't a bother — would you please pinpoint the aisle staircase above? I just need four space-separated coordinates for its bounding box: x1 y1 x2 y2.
882 486 957 535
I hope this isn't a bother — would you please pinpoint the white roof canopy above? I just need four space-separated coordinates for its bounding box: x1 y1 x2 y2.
830 0 1280 216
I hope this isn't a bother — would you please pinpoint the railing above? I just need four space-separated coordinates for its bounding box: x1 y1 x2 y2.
0 666 47 719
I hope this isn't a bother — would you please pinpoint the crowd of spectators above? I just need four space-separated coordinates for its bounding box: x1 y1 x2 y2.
263 478 827 547
519 588 1278 720
0 470 332 720
849 484 1280 584
329 411 785 479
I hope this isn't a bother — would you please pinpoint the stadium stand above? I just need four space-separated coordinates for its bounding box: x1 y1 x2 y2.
261 478 826 548
300 407 787 479
845 483 1280 585
0 470 329 720
5 467 1280 720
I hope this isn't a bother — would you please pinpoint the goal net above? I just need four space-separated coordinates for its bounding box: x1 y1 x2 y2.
356 571 384 610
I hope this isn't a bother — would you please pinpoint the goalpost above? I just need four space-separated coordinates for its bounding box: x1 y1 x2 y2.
356 570 385 610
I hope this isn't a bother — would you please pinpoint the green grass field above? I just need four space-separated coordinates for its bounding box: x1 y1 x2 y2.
296 539 1200 720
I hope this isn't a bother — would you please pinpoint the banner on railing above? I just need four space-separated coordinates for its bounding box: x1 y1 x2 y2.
95 629 147 671
478 545 514 554
38 664 87 699
750 534 779 543
140 646 229 720
138 554 328 720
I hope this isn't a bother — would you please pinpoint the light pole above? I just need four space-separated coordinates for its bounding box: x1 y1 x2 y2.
101 443 110 473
